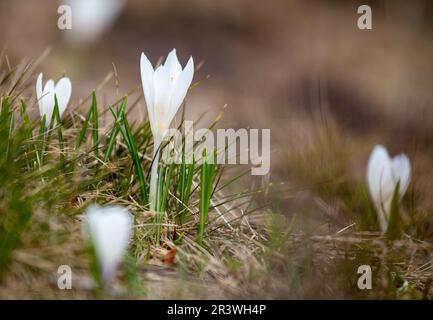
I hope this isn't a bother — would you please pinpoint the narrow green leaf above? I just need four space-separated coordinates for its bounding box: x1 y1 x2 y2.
103 99 126 162
91 92 99 172
54 95 65 166
76 108 92 149
116 99 148 204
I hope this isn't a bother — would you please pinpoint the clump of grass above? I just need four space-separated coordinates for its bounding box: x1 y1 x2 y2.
197 148 217 244
0 55 260 298
0 96 34 279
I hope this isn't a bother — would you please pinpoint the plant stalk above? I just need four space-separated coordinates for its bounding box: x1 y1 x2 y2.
149 141 160 211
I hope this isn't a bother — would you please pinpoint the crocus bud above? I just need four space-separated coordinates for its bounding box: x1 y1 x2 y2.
366 145 411 232
83 204 133 284
36 73 71 127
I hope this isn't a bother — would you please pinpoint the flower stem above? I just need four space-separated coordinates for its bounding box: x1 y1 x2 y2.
149 144 160 211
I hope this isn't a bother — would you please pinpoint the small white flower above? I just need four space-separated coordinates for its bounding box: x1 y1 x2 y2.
366 145 411 232
36 73 72 127
83 204 133 284
140 49 194 209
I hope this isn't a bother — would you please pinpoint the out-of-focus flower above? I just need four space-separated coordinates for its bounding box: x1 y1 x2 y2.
140 49 194 209
36 73 71 126
64 0 125 46
83 204 133 284
366 144 411 232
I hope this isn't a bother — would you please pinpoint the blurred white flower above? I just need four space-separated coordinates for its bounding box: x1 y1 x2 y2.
83 204 133 284
64 0 125 46
366 145 411 232
140 49 194 209
36 73 72 127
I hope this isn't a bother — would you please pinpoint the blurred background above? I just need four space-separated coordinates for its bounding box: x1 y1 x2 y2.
1 0 433 220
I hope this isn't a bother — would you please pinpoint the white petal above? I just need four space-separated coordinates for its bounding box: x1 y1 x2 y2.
36 73 45 119
391 154 411 199
167 56 194 124
41 80 56 125
367 145 392 201
164 49 182 80
140 52 155 129
83 204 133 282
367 145 394 231
153 63 172 123
55 77 72 118
36 73 43 104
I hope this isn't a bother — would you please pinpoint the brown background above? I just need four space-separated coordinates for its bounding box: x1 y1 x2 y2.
1 0 432 182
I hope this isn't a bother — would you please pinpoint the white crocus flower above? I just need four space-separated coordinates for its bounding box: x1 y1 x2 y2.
64 0 125 46
140 49 194 210
83 204 133 285
36 73 72 127
366 145 411 232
